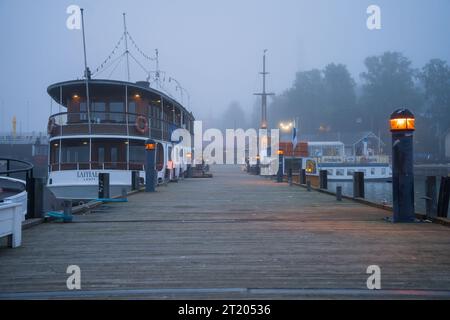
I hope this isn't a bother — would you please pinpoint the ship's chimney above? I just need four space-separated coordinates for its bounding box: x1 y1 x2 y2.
136 81 150 88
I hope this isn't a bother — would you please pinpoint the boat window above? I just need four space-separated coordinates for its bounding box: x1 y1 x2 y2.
92 102 106 122
129 140 145 163
381 168 386 175
98 147 105 163
336 169 344 176
61 139 89 163
80 102 88 121
50 142 60 164
111 147 118 163
347 169 355 176
327 169 333 176
109 102 125 123
371 168 376 175
156 143 164 171
128 102 136 122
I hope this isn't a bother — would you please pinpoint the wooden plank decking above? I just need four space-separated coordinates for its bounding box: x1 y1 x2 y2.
0 165 449 299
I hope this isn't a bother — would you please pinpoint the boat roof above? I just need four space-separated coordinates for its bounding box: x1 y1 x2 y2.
47 79 194 119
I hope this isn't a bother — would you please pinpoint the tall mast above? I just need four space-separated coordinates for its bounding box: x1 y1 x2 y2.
123 13 130 81
254 49 274 129
80 8 92 136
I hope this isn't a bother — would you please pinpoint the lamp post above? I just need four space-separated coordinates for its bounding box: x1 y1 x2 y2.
277 149 284 183
390 108 415 222
145 139 157 192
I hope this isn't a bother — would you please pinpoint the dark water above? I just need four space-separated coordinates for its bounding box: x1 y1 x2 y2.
327 176 448 216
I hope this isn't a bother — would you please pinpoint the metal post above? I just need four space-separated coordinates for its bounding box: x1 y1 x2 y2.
288 168 293 186
390 109 415 222
306 180 311 191
98 172 110 199
353 172 365 198
145 139 157 192
63 200 73 223
276 151 284 183
437 177 450 218
26 169 35 218
425 176 437 218
131 170 140 190
300 169 306 185
336 186 342 201
319 170 328 189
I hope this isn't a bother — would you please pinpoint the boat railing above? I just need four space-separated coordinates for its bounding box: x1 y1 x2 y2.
49 161 145 172
48 111 189 140
0 158 34 218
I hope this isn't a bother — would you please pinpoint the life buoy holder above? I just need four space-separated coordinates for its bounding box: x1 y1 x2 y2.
47 118 55 135
135 116 148 134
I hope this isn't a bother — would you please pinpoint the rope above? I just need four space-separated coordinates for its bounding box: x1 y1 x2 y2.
91 34 125 76
127 31 156 62
93 52 126 78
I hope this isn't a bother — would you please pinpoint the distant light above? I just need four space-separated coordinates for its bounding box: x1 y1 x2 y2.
82 141 88 145
277 149 284 155
279 122 293 131
134 94 141 99
73 94 79 99
53 143 59 147
124 141 129 145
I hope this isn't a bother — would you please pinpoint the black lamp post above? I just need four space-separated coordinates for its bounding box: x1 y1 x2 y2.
390 108 415 222
145 139 157 192
277 149 284 183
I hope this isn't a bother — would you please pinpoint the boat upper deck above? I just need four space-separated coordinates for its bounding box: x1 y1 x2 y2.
47 79 194 141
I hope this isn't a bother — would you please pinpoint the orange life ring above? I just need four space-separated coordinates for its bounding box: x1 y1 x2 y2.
47 118 55 135
135 116 148 134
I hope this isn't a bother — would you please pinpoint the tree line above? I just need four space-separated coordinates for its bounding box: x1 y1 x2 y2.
266 51 450 158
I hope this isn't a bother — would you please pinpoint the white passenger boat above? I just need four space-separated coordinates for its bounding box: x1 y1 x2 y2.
46 79 194 200
301 141 392 181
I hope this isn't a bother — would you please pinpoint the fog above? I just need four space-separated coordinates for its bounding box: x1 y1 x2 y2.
0 0 449 133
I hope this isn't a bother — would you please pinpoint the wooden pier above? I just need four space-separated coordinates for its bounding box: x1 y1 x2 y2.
1 165 450 299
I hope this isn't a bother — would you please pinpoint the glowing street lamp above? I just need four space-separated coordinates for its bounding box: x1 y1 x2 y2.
279 122 293 131
390 109 415 132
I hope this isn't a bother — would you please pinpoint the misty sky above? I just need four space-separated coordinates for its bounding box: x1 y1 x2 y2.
0 0 449 133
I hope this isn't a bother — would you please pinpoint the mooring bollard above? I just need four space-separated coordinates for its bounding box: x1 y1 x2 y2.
288 168 293 186
390 108 415 222
425 176 437 217
98 172 110 199
336 186 342 201
306 180 311 192
319 170 328 189
437 176 450 218
300 169 306 185
121 188 127 200
353 171 365 198
145 139 157 192
131 170 140 191
277 149 284 183
63 200 73 223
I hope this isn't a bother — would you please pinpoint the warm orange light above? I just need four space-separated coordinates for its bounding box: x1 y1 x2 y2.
134 94 141 99
390 118 415 131
256 155 260 160
186 152 192 158
277 149 284 155
145 143 155 150
73 94 79 99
